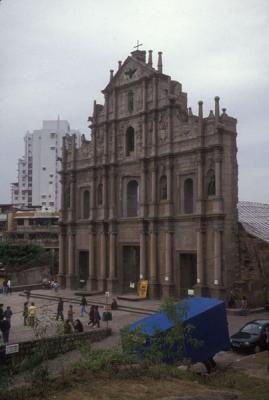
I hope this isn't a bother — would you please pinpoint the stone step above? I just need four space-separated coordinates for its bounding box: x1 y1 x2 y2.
117 295 144 302
227 306 265 316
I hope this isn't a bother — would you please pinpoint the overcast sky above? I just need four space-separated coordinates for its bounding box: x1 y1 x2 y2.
0 0 268 204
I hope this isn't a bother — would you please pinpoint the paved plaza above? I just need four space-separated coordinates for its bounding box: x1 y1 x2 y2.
1 288 269 347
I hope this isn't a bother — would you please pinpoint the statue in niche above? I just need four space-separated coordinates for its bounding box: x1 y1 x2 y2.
207 169 216 196
159 111 168 143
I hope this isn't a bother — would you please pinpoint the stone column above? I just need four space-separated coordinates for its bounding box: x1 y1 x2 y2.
140 161 146 218
107 224 118 293
104 122 108 163
142 78 147 112
109 232 116 278
90 168 96 220
167 105 173 153
196 228 204 285
69 172 76 222
196 155 204 214
214 151 223 213
98 226 106 292
215 155 221 197
150 164 157 216
149 222 159 298
103 166 108 219
111 121 116 164
214 227 222 286
111 89 118 164
92 101 97 163
167 160 173 215
152 112 158 157
194 225 208 297
165 231 172 280
58 225 66 288
198 100 205 147
87 224 96 291
139 227 146 280
109 165 116 219
66 227 78 289
142 114 147 158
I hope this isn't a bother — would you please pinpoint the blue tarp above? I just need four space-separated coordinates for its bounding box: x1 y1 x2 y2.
129 296 230 363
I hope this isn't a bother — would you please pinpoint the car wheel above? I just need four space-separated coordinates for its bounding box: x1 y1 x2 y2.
253 345 261 353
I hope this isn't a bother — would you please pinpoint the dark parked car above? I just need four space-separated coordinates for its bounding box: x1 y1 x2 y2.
230 319 269 353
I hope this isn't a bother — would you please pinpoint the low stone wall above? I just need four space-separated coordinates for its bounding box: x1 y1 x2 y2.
10 265 51 286
0 328 111 365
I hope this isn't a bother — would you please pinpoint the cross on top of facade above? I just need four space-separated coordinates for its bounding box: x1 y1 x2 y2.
133 40 143 51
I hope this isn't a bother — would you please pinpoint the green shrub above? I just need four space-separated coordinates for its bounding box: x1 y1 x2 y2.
0 242 51 270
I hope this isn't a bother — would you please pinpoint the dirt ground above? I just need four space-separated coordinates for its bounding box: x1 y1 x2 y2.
46 378 239 400
44 353 269 400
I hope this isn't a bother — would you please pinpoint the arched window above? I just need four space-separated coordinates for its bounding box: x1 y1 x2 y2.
128 91 134 112
97 183 103 205
207 169 216 196
184 178 193 214
83 190 90 219
127 180 139 217
126 127 135 156
160 175 167 200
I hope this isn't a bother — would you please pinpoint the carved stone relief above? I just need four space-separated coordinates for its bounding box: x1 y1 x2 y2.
158 110 168 143
96 128 104 156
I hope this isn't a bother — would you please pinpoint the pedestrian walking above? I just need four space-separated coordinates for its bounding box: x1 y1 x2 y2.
23 302 29 326
88 305 95 326
80 295 88 317
0 304 4 321
25 289 31 301
7 279 11 295
56 298 64 321
93 305 101 328
4 306 12 325
67 304 74 322
0 317 11 344
111 298 118 310
2 279 8 295
28 302 37 327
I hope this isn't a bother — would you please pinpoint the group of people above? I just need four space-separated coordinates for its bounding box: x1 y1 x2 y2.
56 297 101 334
42 278 60 291
1 279 11 295
55 295 118 334
0 292 117 344
228 291 249 314
0 303 12 344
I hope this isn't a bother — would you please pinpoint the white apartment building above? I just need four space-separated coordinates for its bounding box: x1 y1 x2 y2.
11 119 80 211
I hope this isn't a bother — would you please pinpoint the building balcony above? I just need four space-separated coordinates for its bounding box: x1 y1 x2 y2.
16 225 59 233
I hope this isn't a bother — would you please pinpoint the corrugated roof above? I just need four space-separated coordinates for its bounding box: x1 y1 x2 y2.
238 201 269 244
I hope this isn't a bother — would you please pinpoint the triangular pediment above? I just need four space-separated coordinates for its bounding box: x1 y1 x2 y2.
103 56 156 93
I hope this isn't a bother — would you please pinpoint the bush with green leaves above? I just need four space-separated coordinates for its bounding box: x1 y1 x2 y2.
0 242 51 270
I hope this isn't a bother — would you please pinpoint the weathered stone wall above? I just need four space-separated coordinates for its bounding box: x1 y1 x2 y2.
236 223 269 305
10 265 51 285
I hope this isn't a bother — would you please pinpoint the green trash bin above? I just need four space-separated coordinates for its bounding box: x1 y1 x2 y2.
102 311 112 321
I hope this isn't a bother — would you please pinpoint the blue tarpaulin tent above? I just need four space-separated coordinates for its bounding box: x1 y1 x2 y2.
129 296 230 363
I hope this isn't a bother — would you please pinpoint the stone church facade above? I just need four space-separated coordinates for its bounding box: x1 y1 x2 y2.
58 49 239 300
